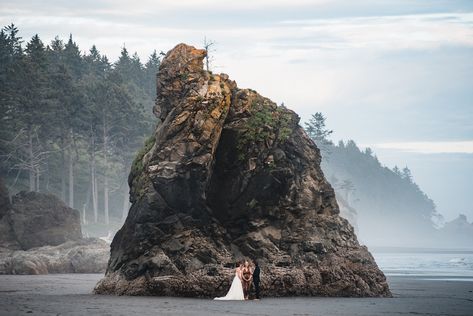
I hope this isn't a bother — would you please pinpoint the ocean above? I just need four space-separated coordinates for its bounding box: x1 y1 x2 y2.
371 248 473 281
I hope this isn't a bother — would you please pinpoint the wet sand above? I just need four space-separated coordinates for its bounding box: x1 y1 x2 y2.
0 274 472 315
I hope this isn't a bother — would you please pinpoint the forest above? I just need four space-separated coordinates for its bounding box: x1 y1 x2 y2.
305 113 443 247
0 24 159 234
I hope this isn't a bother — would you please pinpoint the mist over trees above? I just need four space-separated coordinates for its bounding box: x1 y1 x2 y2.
304 112 442 247
1 25 465 247
0 25 159 233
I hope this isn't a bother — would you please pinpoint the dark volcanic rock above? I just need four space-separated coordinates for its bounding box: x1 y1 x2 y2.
95 43 390 297
3 191 82 250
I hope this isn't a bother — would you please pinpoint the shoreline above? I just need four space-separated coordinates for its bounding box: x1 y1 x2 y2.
1 274 472 315
370 246 473 254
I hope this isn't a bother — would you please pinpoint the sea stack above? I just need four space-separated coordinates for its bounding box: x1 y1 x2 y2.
94 43 391 297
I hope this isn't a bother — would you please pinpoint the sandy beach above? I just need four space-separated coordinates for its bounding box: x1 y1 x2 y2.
0 274 472 315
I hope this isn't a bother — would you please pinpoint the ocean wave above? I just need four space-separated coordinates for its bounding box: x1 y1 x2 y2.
372 252 473 277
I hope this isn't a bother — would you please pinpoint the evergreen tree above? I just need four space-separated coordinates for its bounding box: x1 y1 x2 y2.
305 112 333 143
114 46 132 79
402 166 413 183
0 30 11 118
364 147 373 156
47 36 87 205
304 112 333 154
392 166 401 176
5 34 52 191
84 45 109 78
63 35 83 78
144 50 161 98
339 179 356 202
3 24 23 57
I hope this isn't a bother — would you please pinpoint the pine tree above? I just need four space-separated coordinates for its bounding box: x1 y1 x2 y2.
392 166 401 176
0 29 10 117
84 45 109 78
304 112 333 155
47 36 85 205
3 24 23 58
63 34 83 78
5 34 52 192
114 46 132 78
339 179 356 202
144 50 161 98
402 167 413 183
305 113 333 142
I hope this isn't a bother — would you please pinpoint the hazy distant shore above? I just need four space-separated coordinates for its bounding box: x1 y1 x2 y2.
1 274 472 316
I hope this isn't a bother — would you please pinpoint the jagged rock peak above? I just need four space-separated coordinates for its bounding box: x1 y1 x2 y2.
95 43 391 298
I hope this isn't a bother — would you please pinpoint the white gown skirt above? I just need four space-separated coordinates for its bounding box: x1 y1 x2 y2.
214 275 245 300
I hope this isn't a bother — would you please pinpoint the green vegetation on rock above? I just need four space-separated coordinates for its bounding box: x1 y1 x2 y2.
237 102 293 161
131 135 155 177
129 135 155 201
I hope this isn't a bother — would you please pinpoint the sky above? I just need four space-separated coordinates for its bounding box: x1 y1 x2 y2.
1 0 472 221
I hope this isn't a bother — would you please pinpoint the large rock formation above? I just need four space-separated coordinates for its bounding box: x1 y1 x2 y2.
0 238 109 275
95 44 390 297
0 191 82 250
0 187 110 274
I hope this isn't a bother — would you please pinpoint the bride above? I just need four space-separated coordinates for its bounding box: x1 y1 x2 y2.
214 262 245 300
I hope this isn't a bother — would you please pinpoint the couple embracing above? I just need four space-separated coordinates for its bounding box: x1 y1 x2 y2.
214 259 260 301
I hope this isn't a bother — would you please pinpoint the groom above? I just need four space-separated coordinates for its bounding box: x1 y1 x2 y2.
252 259 260 300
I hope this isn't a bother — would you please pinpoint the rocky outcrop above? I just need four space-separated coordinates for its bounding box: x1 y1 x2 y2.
95 44 390 297
0 191 82 250
0 238 109 274
0 188 110 274
438 214 473 249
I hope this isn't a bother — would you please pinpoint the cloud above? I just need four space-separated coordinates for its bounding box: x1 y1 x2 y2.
108 0 331 11
1 1 472 145
0 0 331 20
276 13 473 53
365 141 473 154
2 2 473 52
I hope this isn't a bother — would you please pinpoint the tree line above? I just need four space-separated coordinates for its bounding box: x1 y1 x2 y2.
0 24 160 226
304 112 440 241
1 24 441 240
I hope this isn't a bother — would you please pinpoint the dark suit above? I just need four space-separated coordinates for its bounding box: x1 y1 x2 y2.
253 265 260 299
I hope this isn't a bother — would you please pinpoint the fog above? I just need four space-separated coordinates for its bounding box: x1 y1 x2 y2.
1 0 472 249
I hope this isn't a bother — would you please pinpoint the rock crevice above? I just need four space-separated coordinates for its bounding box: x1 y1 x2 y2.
95 43 390 297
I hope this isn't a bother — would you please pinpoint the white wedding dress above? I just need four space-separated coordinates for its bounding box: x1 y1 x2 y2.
214 271 245 300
